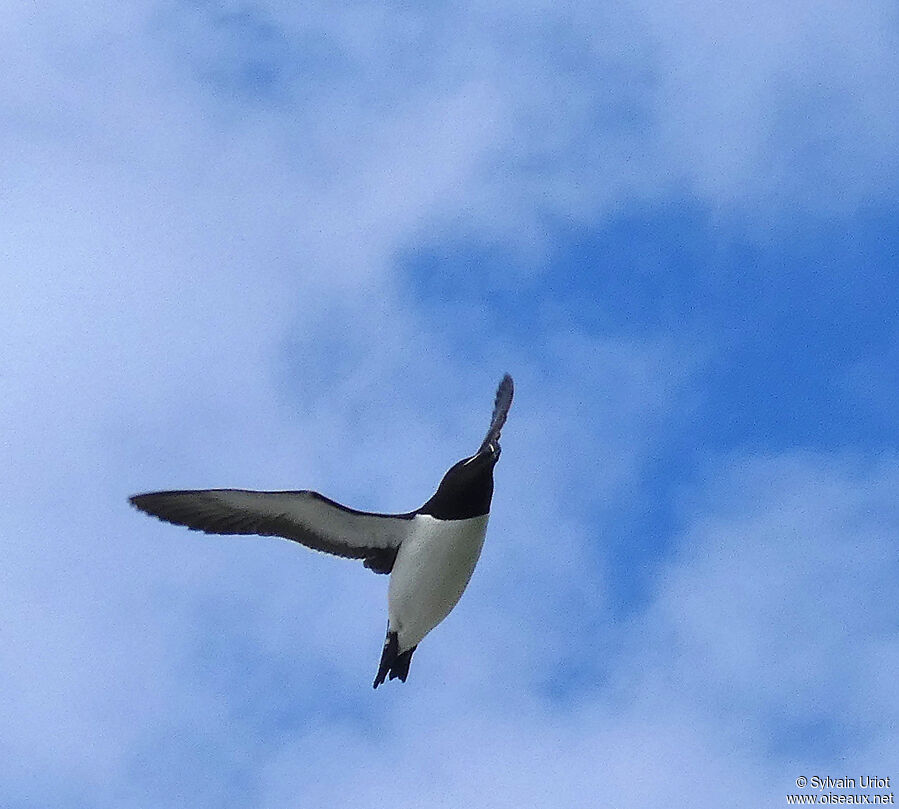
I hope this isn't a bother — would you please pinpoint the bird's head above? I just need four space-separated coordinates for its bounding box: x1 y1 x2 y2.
419 375 512 520
419 440 501 520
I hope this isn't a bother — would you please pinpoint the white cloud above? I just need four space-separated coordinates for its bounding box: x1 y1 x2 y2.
0 7 688 805
247 452 899 809
636 0 899 215
2 3 898 806
642 453 899 735
5 0 897 264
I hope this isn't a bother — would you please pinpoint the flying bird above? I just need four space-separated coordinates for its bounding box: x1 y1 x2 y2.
129 374 513 688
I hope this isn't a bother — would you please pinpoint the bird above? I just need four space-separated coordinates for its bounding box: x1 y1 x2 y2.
129 374 513 688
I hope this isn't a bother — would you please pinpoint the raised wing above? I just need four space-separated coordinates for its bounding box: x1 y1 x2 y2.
479 373 514 452
129 489 414 574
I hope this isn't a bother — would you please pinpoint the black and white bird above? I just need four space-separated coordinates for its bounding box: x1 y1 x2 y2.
129 374 513 688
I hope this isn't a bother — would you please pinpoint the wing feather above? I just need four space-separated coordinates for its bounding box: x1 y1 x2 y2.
129 489 413 574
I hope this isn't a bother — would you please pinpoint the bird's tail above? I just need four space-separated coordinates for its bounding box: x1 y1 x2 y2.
373 629 417 688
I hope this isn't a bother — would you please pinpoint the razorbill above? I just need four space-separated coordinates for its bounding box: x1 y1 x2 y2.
129 374 513 688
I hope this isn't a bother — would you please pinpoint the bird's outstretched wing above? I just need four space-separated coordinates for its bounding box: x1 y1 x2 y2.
479 373 514 452
129 489 413 574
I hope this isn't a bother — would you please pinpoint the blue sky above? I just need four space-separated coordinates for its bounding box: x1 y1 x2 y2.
3 2 898 807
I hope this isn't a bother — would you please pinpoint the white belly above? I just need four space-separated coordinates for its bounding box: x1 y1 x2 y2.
388 514 489 651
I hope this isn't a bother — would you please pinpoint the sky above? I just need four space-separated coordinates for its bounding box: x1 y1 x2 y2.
2 1 899 807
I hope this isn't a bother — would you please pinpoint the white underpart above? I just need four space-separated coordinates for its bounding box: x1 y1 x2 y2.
388 514 489 651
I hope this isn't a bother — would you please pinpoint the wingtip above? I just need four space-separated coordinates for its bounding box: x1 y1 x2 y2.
128 492 172 520
129 492 156 512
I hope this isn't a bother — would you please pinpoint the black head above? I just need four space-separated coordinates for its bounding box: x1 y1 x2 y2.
419 441 501 520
